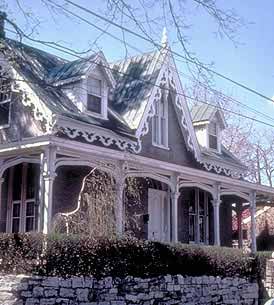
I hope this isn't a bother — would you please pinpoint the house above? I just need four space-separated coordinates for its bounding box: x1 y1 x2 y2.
232 205 274 250
0 16 273 252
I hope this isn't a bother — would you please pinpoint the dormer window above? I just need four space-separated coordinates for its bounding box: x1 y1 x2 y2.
208 122 218 151
152 92 168 148
87 77 102 115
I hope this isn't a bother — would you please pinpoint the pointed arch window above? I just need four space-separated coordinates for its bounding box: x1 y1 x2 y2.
152 92 168 148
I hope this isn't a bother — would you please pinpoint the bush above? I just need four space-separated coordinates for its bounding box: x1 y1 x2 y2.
0 233 261 279
0 233 43 274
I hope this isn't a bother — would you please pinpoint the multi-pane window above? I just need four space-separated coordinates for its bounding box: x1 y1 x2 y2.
8 163 38 233
0 77 11 127
188 189 208 244
87 77 102 114
152 93 168 147
188 190 196 242
208 122 218 150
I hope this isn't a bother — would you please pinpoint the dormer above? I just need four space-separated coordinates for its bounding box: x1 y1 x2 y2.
191 103 227 153
85 68 109 119
48 51 115 120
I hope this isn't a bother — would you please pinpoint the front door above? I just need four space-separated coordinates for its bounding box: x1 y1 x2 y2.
148 188 170 242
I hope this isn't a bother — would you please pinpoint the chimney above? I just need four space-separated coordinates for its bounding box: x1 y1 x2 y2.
0 11 6 39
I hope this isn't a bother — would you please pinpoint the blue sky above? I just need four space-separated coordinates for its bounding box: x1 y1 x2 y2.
4 0 274 127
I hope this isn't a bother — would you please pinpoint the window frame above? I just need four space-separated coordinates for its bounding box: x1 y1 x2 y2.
6 163 38 233
188 189 209 245
86 75 108 119
207 121 220 152
0 77 12 129
152 91 169 149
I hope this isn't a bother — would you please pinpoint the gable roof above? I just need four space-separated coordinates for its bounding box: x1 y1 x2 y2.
47 53 99 84
109 51 161 129
3 38 133 138
2 37 246 176
191 103 227 129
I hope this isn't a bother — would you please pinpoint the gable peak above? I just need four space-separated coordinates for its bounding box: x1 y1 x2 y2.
161 27 168 48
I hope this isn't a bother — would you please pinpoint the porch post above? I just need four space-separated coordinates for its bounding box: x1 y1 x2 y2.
0 177 4 230
236 202 243 249
212 183 221 246
115 179 124 235
40 146 56 234
115 161 125 235
249 190 257 253
171 174 179 243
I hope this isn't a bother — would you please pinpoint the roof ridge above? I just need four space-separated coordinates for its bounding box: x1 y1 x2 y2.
110 50 157 66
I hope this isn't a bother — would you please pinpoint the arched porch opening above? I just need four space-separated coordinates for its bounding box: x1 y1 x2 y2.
124 175 170 242
52 164 118 237
178 187 214 245
221 193 248 249
0 161 40 233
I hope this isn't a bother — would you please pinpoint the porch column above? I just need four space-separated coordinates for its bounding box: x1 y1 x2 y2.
249 190 257 253
115 161 125 235
171 190 180 243
40 146 56 234
0 177 4 230
236 202 243 249
115 179 124 235
212 183 221 246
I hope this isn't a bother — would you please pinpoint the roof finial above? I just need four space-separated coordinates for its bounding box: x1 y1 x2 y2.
161 27 168 48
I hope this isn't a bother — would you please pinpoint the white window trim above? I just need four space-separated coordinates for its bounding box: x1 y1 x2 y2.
0 98 11 129
206 121 221 153
6 164 37 233
85 75 108 120
152 93 169 149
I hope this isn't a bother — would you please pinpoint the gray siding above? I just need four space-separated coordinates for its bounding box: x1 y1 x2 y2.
140 97 198 168
0 93 45 144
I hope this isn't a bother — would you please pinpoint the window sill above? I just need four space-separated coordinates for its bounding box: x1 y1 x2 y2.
152 143 170 150
85 110 107 120
208 147 221 154
0 123 10 130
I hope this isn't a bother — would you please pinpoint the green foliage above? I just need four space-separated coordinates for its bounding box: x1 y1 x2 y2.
0 233 43 274
0 233 263 279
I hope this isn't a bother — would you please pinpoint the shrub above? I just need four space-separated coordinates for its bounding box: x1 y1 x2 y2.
0 233 261 279
0 233 43 274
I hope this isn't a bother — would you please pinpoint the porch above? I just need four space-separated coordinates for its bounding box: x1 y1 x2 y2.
0 137 274 252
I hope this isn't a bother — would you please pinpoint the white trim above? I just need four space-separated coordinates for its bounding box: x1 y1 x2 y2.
56 116 141 153
0 98 11 129
1 136 274 198
85 74 108 120
152 89 169 149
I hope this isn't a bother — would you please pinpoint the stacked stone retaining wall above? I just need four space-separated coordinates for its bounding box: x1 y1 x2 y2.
0 274 258 305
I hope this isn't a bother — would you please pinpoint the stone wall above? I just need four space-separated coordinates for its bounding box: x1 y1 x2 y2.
263 258 274 299
0 274 258 305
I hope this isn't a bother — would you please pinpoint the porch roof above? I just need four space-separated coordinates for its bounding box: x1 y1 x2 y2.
0 136 274 202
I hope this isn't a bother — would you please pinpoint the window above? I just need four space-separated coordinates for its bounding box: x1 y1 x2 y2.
188 189 208 244
208 122 218 150
8 163 39 233
87 77 102 115
0 78 11 128
152 93 168 148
